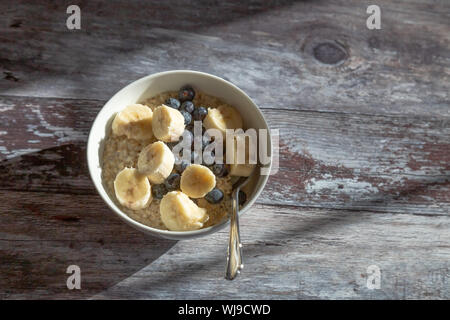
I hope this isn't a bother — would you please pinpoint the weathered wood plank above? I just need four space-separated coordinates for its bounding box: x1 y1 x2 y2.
90 203 450 300
1 0 449 116
0 95 449 214
269 110 450 214
1 194 448 299
1 0 449 300
0 190 176 299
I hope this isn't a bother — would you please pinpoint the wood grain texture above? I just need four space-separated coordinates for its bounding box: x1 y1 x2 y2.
92 204 450 300
1 197 449 299
1 0 449 116
1 96 448 214
0 0 449 299
0 191 177 299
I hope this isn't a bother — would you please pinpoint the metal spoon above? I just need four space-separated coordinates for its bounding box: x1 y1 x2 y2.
225 176 249 280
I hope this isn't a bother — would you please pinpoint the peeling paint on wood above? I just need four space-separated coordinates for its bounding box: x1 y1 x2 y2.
0 0 449 299
0 96 448 214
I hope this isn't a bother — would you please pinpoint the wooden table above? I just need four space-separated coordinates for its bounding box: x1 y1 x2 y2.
1 0 449 299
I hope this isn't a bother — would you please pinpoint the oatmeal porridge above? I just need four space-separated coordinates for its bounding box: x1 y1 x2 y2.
101 85 254 231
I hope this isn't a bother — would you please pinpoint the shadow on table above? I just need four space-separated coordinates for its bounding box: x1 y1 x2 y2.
0 144 177 299
95 173 449 297
2 0 306 98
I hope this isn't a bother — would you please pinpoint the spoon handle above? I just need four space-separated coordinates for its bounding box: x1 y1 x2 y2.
225 187 243 280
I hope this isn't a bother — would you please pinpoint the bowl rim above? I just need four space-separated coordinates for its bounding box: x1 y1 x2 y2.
87 69 272 237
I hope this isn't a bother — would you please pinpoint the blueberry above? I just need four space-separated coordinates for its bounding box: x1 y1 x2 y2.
238 190 247 206
187 123 206 136
164 173 181 191
194 134 211 150
192 106 208 121
181 110 192 126
211 163 228 177
179 85 195 102
186 124 194 133
203 148 215 166
165 97 180 109
180 129 193 147
175 159 190 174
202 134 212 149
205 188 224 204
181 101 194 113
152 184 168 200
191 150 201 164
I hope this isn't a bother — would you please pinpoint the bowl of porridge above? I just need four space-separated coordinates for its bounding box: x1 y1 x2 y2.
87 70 272 240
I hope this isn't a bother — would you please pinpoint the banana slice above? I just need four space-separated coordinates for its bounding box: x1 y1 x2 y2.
112 104 153 140
229 134 256 177
203 105 243 136
114 167 152 210
160 191 208 231
152 105 185 142
180 164 216 198
138 141 175 184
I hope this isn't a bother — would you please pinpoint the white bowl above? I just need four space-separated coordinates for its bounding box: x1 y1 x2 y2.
87 70 272 240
